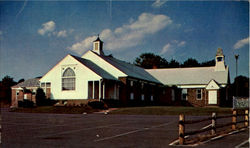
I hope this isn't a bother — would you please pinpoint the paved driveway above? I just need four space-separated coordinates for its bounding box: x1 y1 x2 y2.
1 108 248 148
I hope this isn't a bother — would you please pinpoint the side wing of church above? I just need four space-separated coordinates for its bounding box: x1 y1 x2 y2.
147 48 230 107
11 37 230 107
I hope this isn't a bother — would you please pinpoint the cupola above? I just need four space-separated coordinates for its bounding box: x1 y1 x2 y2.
215 48 226 71
92 35 104 55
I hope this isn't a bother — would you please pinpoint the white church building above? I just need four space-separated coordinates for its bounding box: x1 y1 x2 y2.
11 37 230 107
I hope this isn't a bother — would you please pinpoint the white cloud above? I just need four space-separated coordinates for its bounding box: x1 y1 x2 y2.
233 37 249 49
70 36 97 54
69 12 173 55
38 21 73 38
178 41 186 47
38 21 56 36
160 40 186 55
57 30 67 38
152 0 167 8
160 43 171 55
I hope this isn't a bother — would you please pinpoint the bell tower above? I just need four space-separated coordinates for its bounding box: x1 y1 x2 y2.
215 48 226 71
92 35 104 55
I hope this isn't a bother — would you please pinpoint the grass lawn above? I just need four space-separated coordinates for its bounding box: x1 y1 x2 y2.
10 106 234 116
109 106 233 116
10 106 99 114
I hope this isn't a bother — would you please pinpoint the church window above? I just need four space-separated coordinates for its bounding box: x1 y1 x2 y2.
141 94 144 101
41 83 45 87
130 93 134 100
196 89 202 100
130 81 133 87
150 95 154 101
182 89 188 100
46 82 51 88
62 68 75 90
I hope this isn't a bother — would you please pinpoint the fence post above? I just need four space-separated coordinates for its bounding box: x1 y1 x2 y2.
245 110 248 127
232 110 237 130
211 112 216 135
179 114 185 145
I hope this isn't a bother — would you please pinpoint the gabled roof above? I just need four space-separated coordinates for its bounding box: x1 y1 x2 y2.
146 66 229 86
91 51 161 83
206 79 220 90
94 36 103 43
71 55 117 80
12 78 40 88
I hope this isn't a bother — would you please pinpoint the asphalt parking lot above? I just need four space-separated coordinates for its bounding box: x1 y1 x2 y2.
1 108 249 148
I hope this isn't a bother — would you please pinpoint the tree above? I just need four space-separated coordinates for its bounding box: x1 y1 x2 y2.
134 53 168 69
1 75 16 87
35 88 46 106
0 76 17 103
201 59 215 67
134 52 217 69
232 76 249 97
18 78 25 83
181 58 200 67
168 59 180 68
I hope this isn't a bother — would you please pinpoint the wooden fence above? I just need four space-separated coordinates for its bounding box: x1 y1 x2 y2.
179 109 249 145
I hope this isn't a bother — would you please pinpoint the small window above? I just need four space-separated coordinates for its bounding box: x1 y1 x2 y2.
171 90 175 101
150 95 154 101
217 57 223 62
130 81 133 87
130 93 134 100
182 89 188 100
141 83 144 89
94 43 99 50
41 83 45 87
196 89 202 100
46 82 51 88
141 94 144 101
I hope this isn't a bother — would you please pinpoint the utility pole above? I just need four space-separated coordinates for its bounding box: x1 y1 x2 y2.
235 54 239 77
235 54 239 96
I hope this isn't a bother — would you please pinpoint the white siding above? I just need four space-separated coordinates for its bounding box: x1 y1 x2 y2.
40 55 101 100
82 51 127 79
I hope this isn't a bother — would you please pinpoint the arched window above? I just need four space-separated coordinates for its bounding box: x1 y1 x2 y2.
62 68 75 90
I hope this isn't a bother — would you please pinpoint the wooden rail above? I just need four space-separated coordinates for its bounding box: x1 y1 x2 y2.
178 109 249 145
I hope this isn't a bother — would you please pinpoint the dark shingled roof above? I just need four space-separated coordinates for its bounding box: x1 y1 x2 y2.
12 78 40 88
94 36 103 43
94 52 161 84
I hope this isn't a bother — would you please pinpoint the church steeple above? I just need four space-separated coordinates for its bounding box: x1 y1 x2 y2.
92 35 104 55
215 48 226 71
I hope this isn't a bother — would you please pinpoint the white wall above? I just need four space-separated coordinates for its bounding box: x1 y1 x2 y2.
40 55 101 100
82 51 127 79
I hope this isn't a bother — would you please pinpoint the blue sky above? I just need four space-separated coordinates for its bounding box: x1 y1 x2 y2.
0 1 249 82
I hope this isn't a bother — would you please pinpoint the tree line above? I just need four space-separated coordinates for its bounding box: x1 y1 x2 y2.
134 53 215 69
0 52 249 106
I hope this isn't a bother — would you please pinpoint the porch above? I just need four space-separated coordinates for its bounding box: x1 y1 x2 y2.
87 79 119 100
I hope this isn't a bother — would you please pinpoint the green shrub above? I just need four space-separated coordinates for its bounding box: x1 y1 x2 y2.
18 100 34 108
88 101 108 109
